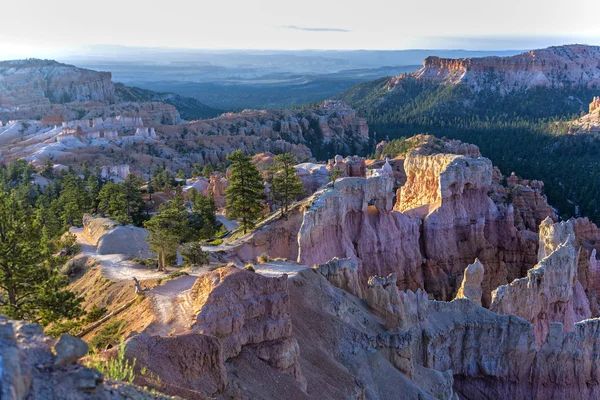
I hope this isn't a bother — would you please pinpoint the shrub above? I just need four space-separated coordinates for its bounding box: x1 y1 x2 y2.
85 304 107 324
257 253 270 264
87 337 135 383
45 319 83 338
244 264 256 272
181 242 209 267
89 320 126 352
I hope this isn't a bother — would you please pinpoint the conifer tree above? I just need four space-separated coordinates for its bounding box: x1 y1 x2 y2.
0 190 84 324
225 150 265 234
269 153 305 217
144 195 188 271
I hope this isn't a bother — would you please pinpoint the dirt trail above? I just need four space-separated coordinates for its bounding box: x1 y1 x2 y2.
70 227 166 281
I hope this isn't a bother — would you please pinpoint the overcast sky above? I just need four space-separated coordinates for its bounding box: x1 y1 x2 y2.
2 0 600 58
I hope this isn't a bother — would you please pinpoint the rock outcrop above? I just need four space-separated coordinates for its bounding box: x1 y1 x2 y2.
390 45 600 93
395 153 540 305
81 214 152 259
188 267 305 388
490 218 591 344
0 316 173 399
454 259 485 306
297 177 423 290
161 100 369 159
314 257 364 298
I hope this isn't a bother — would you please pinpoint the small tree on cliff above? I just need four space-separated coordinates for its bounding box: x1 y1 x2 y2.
0 190 84 324
144 195 188 271
225 150 265 234
329 168 344 188
269 153 305 218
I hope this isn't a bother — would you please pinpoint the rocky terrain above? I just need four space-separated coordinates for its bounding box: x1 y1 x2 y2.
6 134 600 399
389 44 600 93
0 59 216 123
0 100 369 178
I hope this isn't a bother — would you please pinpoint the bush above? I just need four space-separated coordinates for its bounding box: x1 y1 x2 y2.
45 319 83 338
87 337 135 383
244 264 256 272
89 320 126 352
205 238 223 246
181 242 209 267
257 253 270 264
85 304 107 324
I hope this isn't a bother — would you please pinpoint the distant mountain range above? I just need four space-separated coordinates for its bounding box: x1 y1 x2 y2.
0 59 220 121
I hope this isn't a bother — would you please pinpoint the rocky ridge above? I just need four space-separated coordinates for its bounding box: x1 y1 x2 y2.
389 45 600 93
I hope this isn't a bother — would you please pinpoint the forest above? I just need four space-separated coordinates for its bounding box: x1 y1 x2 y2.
338 76 600 222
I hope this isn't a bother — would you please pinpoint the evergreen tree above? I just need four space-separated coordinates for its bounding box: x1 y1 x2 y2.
122 174 144 225
225 150 265 234
144 195 188 271
58 172 90 227
97 182 129 224
269 153 305 217
190 193 219 240
0 190 84 324
329 168 344 188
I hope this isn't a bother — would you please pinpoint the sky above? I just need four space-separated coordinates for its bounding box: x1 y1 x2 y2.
2 0 600 58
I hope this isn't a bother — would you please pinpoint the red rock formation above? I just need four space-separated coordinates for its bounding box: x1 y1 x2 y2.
125 332 227 396
390 45 600 93
188 267 306 388
395 154 539 305
490 218 591 345
297 177 423 290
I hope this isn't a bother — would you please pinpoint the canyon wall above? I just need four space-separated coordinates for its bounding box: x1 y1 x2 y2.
389 44 600 93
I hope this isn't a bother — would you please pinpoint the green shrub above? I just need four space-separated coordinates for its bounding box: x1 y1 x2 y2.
244 264 256 272
89 320 126 352
45 319 83 338
87 337 135 383
85 304 107 324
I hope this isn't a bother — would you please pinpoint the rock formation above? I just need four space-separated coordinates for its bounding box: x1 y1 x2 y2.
395 153 541 305
490 218 591 345
390 45 600 93
188 267 306 388
0 317 172 399
454 259 485 306
297 176 423 290
161 100 369 159
81 214 152 259
314 257 364 298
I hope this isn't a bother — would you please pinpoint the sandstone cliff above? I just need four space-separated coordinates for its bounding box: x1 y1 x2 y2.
490 218 591 345
389 45 600 94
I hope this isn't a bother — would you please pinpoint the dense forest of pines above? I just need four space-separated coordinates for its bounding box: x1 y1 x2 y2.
338 77 600 222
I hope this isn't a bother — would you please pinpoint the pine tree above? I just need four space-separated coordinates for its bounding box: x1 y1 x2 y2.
191 193 219 240
98 182 129 224
58 172 90 227
122 174 144 225
225 150 265 234
144 195 188 271
269 153 305 217
0 190 84 324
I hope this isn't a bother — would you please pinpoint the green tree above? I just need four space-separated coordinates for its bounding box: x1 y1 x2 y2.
202 164 214 177
98 182 129 224
0 190 84 324
181 242 209 267
190 193 219 240
58 172 90 227
329 168 344 188
144 195 188 271
122 174 144 225
225 150 265 234
269 153 305 217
